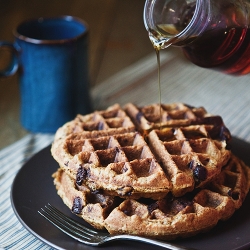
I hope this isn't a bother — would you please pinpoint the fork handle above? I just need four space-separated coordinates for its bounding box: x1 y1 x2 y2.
104 234 197 250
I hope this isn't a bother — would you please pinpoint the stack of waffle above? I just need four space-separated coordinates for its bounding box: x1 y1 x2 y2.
51 103 250 240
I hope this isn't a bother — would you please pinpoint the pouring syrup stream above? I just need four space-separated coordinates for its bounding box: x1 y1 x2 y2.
155 48 162 130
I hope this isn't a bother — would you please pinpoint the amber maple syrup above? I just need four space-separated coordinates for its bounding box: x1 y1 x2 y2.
155 47 163 129
182 27 250 75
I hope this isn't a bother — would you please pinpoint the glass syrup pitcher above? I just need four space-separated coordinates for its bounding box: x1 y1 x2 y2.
144 0 250 75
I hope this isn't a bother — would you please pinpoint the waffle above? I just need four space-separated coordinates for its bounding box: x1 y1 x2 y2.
53 154 250 240
52 131 171 199
54 104 135 141
51 103 231 198
148 125 230 196
124 103 231 140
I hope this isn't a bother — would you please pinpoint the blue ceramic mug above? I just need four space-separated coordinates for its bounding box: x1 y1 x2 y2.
0 16 92 133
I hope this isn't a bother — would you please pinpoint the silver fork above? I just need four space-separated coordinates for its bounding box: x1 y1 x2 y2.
38 203 197 250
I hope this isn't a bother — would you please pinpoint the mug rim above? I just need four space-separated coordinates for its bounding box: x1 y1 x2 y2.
13 15 88 44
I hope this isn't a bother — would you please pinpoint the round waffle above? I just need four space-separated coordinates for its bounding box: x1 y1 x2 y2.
51 103 231 198
52 154 250 240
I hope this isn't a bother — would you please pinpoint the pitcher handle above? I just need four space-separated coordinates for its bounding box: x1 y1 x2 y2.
0 41 19 77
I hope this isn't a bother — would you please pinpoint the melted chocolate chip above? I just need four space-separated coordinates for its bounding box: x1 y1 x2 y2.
193 164 207 182
72 197 82 214
188 161 207 182
76 166 88 185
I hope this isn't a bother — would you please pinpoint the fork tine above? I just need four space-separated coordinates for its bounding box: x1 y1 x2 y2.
39 205 96 241
38 208 98 246
38 208 92 242
46 203 99 236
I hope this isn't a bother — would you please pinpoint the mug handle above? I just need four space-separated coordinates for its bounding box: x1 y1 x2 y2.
0 41 19 77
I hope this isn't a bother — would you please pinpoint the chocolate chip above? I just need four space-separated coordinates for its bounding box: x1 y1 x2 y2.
72 197 82 214
193 164 207 182
188 161 207 182
76 166 88 185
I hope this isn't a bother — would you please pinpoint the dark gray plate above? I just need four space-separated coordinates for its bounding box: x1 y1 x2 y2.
11 137 250 250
